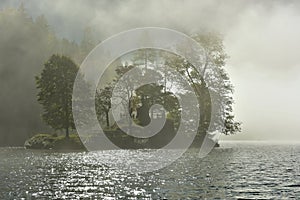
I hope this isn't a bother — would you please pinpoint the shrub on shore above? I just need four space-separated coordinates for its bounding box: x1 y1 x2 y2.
24 133 85 150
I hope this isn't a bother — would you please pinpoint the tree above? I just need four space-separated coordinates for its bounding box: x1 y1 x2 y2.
162 32 241 135
96 85 113 128
135 83 180 127
79 26 97 61
192 32 241 134
112 63 141 133
36 55 79 138
99 32 241 140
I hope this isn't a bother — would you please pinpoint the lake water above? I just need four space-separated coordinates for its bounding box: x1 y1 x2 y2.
1 141 300 199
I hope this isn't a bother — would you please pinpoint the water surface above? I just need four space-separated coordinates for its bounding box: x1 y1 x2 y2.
1 141 300 199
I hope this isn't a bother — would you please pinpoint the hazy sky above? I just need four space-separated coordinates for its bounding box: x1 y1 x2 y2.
1 0 300 141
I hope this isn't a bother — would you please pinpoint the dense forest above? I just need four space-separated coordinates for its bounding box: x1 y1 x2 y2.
0 6 96 146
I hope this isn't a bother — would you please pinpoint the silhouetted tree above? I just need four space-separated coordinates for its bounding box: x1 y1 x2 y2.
36 55 79 138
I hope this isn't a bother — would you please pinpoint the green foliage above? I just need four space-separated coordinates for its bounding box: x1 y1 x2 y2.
100 32 241 136
36 55 78 137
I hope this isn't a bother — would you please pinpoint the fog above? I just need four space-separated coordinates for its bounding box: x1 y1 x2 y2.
1 0 300 141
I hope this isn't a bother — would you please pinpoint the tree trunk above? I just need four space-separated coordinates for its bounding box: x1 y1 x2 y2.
66 127 69 138
105 111 110 128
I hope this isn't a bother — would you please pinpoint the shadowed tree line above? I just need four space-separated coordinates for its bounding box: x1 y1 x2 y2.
95 47 241 148
0 6 96 146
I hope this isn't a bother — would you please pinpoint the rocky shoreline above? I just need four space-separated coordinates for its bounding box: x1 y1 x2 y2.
24 132 219 150
24 134 85 150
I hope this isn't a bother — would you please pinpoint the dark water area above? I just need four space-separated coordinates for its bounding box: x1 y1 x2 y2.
0 141 300 199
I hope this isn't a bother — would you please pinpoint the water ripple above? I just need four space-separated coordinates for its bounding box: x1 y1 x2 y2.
0 142 300 199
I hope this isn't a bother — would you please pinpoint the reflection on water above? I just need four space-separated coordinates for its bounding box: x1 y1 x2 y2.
0 141 300 199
